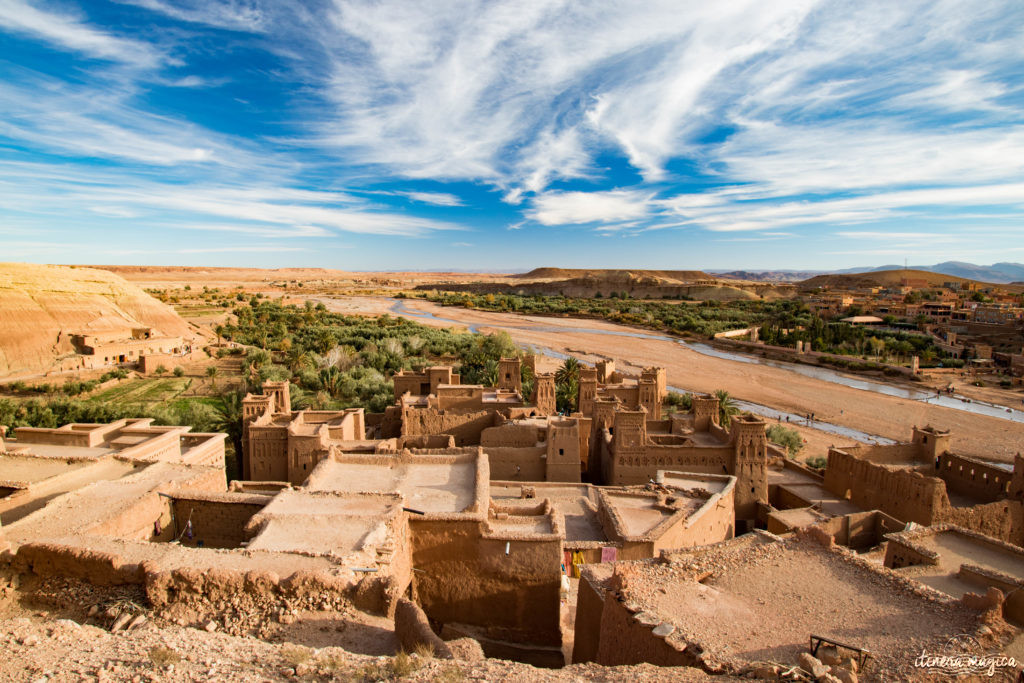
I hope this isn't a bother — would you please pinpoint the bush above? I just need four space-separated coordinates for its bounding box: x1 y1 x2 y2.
806 456 827 470
173 367 185 377
766 424 803 457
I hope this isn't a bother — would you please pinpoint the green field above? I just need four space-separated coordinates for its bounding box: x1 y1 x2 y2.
88 378 192 407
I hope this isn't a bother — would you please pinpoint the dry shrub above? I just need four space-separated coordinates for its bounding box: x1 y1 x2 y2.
148 645 180 668
390 651 417 678
280 643 313 667
434 664 465 682
412 641 435 659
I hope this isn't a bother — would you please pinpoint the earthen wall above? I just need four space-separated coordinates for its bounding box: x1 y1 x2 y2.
170 494 267 549
824 449 945 525
410 518 562 647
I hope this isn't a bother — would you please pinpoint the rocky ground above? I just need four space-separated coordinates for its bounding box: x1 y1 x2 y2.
0 568 725 682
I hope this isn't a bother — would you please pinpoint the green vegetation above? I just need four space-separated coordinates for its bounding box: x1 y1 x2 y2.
422 291 801 338
758 310 960 368
554 356 580 413
806 456 828 470
714 389 739 427
219 299 532 413
420 291 964 369
766 424 804 458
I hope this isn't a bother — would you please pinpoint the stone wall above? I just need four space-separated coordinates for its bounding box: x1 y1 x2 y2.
571 569 606 663
937 500 1024 546
592 587 699 667
394 597 453 658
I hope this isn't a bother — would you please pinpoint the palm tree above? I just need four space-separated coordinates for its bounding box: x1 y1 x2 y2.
287 349 313 373
212 390 245 480
206 365 219 388
714 389 739 428
555 357 581 385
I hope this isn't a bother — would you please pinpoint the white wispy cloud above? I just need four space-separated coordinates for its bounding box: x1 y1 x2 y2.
117 0 266 32
392 191 464 207
0 161 460 238
0 0 160 65
526 190 653 226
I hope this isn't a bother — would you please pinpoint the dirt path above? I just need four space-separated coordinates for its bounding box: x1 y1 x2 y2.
320 297 1024 463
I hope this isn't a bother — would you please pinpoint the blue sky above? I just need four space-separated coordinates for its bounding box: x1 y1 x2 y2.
1 0 1023 271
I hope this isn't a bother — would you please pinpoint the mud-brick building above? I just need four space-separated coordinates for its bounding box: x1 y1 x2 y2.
595 394 770 526
241 380 371 484
70 326 189 369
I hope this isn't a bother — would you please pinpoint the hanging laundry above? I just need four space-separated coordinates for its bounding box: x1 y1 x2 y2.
185 520 193 540
600 546 618 563
571 550 585 578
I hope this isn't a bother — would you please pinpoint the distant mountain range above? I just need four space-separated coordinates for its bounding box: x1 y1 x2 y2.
711 262 1024 284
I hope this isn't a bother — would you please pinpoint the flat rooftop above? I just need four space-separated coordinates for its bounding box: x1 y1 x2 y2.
491 483 606 544
0 454 94 484
3 461 198 544
892 528 1024 598
616 535 978 674
2 444 115 460
305 456 477 514
247 490 399 559
659 472 731 495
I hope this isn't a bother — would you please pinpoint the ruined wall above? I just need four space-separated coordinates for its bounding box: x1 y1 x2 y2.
394 598 453 658
593 588 698 667
818 510 905 550
824 449 946 525
654 489 735 552
170 493 267 549
14 543 144 586
937 500 1024 546
85 491 175 543
410 518 563 647
937 453 1014 503
839 443 927 465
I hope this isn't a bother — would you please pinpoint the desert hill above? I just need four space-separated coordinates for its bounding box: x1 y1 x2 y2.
797 268 1023 292
0 263 198 378
832 261 1024 284
419 268 795 300
516 268 714 282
